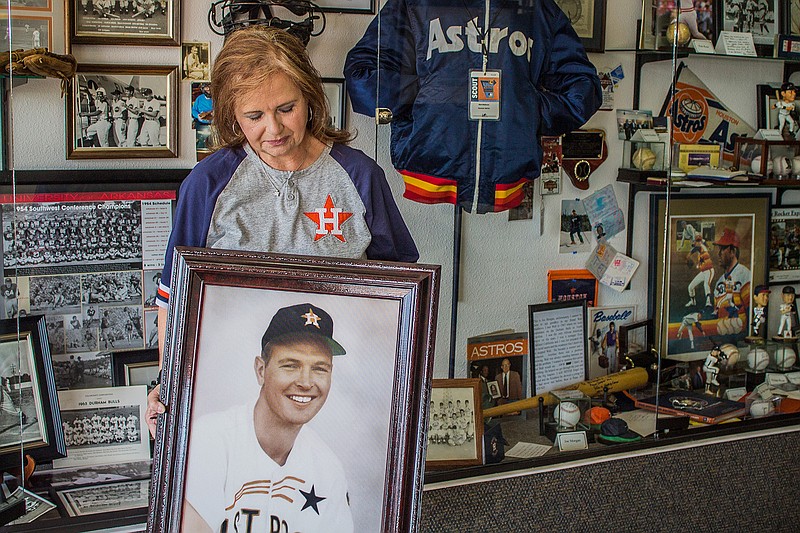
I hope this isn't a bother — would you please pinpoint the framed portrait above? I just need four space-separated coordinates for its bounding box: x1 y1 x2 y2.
66 64 179 159
149 248 439 533
718 0 778 48
322 78 347 131
111 348 159 390
0 15 51 54
9 0 52 10
314 0 375 14
529 300 588 395
756 83 780 129
769 205 800 283
66 0 179 47
425 379 484 468
487 380 501 398
640 1 717 50
547 268 598 307
0 315 66 468
649 194 770 361
181 41 210 82
788 0 800 34
554 0 606 53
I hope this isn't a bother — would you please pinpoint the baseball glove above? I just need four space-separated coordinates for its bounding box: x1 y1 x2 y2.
2 48 77 97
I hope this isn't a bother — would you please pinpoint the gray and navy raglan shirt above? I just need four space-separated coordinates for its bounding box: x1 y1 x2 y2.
155 143 419 308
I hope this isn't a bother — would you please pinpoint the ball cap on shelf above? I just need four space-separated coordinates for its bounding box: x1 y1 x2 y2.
713 228 740 248
584 406 612 428
261 303 346 356
598 418 641 444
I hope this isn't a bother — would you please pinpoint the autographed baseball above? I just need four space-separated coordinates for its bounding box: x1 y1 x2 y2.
666 21 691 46
749 399 775 418
747 347 770 372
553 401 581 428
750 156 773 175
719 343 740 369
773 155 792 177
632 147 657 170
774 345 797 370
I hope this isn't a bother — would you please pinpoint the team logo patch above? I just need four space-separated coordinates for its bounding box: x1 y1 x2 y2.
304 195 353 242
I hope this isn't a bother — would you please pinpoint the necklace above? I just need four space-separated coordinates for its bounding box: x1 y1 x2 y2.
259 150 309 199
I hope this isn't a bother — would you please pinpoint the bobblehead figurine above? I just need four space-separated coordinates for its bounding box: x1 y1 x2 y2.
776 286 798 340
748 284 770 342
703 345 722 397
772 82 798 141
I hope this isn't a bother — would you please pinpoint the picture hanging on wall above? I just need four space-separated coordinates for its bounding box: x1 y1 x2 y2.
649 193 770 361
314 0 375 14
322 77 347 131
0 15 51 53
9 0 52 10
554 0 607 53
66 64 178 159
66 0 180 47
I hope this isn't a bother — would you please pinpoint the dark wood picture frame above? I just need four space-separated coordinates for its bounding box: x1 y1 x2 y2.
111 348 159 388
0 315 66 468
648 193 770 361
556 0 607 53
66 64 179 160
149 248 439 533
618 318 654 367
426 378 484 468
65 0 180 48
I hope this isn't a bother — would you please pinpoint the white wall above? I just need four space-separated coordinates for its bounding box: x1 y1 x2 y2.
5 0 784 378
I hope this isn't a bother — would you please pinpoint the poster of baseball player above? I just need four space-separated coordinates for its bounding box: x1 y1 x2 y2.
769 206 800 283
181 286 405 532
665 210 759 357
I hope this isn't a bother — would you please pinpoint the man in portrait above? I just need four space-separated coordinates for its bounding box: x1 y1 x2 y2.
495 358 522 404
182 303 353 532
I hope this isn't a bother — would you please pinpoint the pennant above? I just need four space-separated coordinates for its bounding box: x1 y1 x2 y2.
660 63 756 162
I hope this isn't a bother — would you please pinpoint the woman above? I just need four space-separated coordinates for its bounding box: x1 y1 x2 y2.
147 27 418 434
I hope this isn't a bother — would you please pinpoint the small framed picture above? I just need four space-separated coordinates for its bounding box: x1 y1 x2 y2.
770 206 800 283
111 348 159 391
66 0 180 47
0 15 51 53
616 109 653 140
487 380 501 399
718 0 778 47
9 0 52 10
554 0 607 53
0 315 66 468
181 41 210 82
618 319 654 367
322 78 346 131
756 83 780 130
426 379 484 468
66 64 179 159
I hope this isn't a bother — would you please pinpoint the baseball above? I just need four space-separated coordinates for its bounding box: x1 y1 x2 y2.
773 155 792 177
553 401 581 428
632 147 657 170
750 156 773 175
774 345 797 370
749 399 775 418
719 343 740 369
792 157 800 176
747 347 770 372
666 21 691 46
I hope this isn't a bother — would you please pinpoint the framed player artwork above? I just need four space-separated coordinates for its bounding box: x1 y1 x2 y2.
425 379 484 468
648 193 770 361
65 0 180 48
149 248 439 533
554 0 607 53
718 0 779 49
768 205 800 284
0 315 66 469
0 15 52 54
640 0 717 50
66 64 179 159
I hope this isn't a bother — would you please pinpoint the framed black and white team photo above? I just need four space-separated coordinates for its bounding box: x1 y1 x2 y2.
149 248 439 533
66 64 178 159
66 0 179 47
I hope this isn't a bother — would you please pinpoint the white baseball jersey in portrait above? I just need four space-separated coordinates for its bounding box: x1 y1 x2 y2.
184 403 354 533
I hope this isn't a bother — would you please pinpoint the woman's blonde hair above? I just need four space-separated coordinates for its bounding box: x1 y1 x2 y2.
209 26 353 150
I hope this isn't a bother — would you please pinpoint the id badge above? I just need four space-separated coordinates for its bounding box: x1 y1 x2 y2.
469 70 501 121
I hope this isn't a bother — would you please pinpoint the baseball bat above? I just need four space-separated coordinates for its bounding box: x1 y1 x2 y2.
483 367 649 418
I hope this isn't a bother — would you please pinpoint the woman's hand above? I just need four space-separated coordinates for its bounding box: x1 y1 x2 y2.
146 384 166 438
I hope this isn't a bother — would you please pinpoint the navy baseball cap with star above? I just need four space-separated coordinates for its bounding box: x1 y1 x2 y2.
261 303 346 356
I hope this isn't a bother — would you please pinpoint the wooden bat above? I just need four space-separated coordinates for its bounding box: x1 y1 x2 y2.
483 367 649 418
